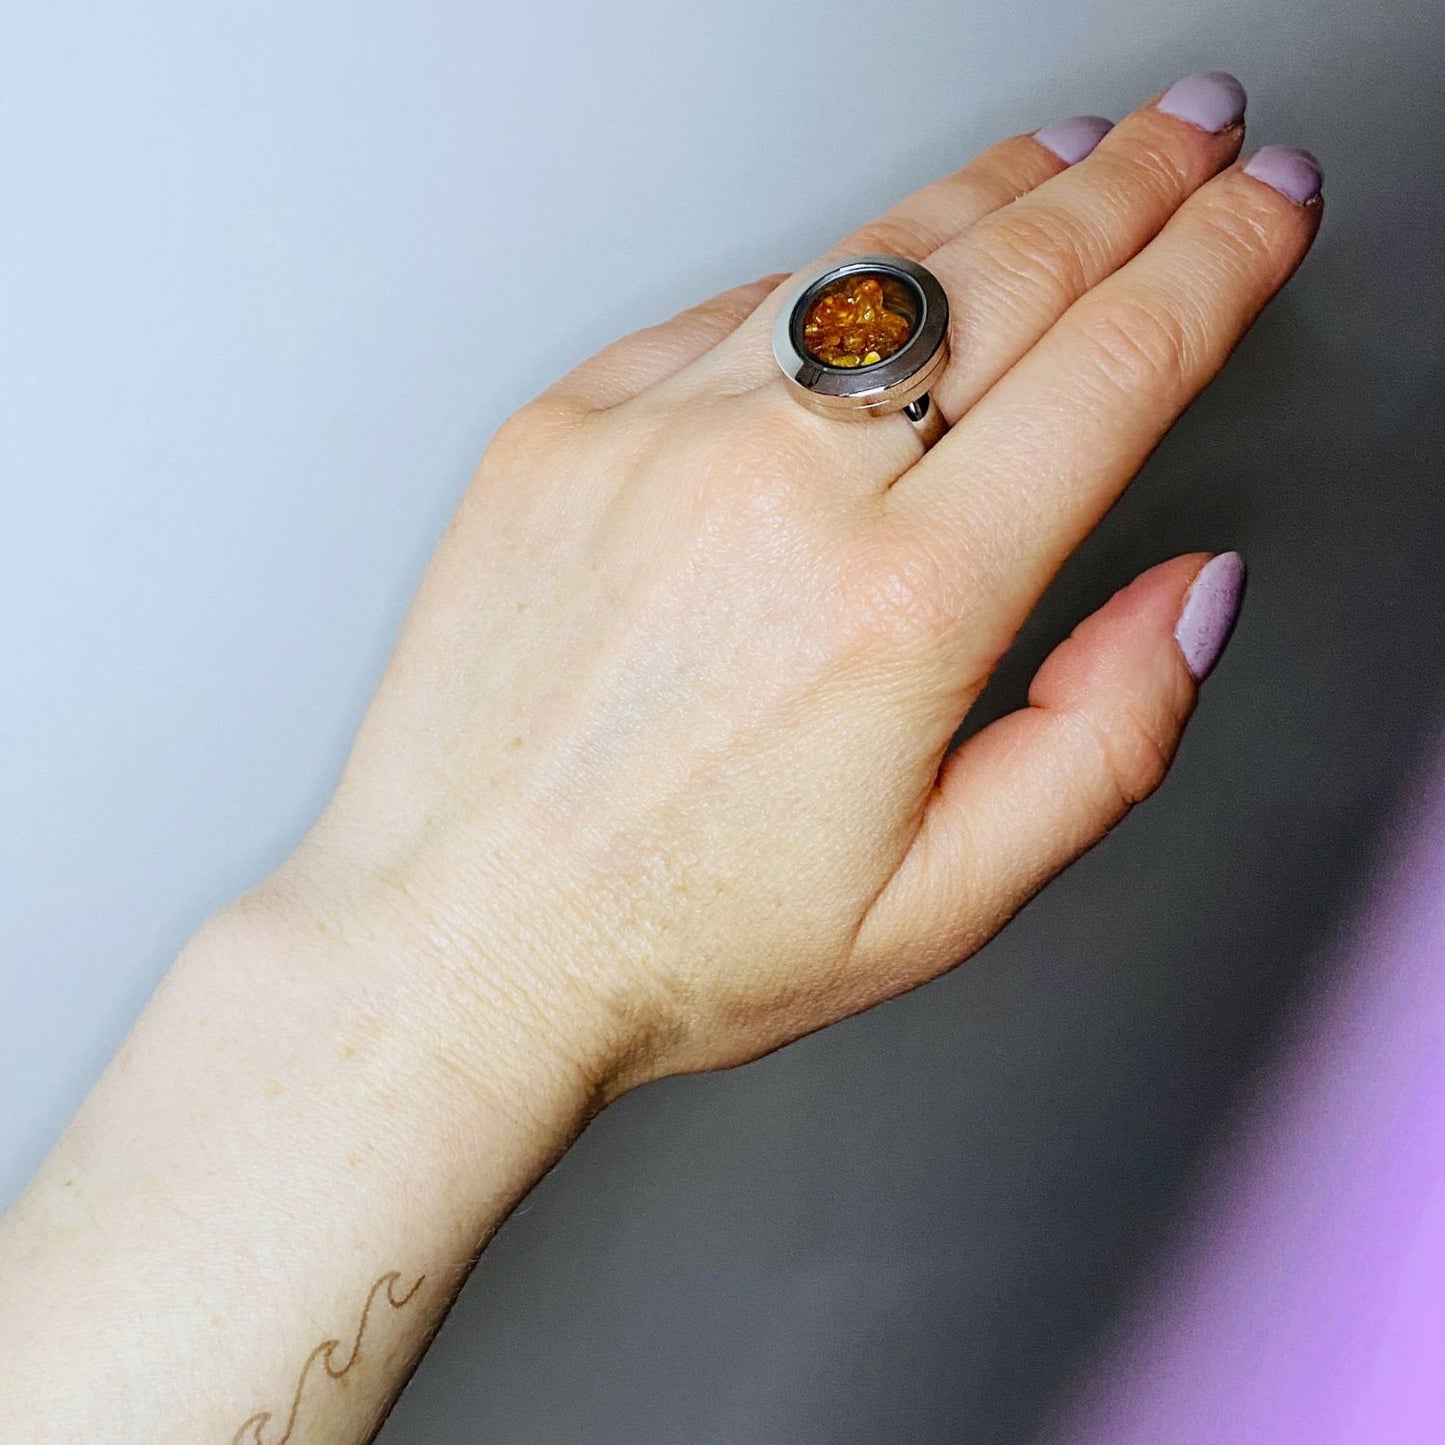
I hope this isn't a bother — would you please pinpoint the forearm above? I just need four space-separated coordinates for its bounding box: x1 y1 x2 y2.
0 875 601 1443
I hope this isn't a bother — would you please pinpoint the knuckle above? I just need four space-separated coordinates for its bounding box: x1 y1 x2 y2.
1081 699 1176 815
1078 292 1198 398
985 132 1059 191
506 392 577 441
479 395 586 478
485 401 547 462
1092 136 1194 215
831 529 963 652
976 205 1100 317
1191 194 1283 275
943 163 1018 218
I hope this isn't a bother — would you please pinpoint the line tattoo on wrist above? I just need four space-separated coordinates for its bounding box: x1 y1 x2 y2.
231 1270 426 1444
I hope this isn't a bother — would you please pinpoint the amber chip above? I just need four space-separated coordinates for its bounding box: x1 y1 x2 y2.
801 273 913 368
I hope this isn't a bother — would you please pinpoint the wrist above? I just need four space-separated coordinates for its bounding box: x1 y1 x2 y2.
0 850 614 1440
211 838 635 1154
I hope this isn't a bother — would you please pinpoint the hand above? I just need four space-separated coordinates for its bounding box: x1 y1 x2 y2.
272 73 1319 1100
0 72 1323 1444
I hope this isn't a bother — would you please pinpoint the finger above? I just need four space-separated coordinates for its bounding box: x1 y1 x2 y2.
682 121 1114 397
541 273 788 411
680 72 1244 408
827 123 1104 264
891 148 1320 664
543 122 1095 416
850 552 1244 988
923 71 1248 423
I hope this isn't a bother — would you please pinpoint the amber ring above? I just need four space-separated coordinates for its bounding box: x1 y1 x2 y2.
772 253 950 448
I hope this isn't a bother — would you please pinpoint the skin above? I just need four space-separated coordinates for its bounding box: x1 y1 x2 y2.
0 81 1319 1442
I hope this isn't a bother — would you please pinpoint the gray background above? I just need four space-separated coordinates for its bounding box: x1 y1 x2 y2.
3 1 1443 1440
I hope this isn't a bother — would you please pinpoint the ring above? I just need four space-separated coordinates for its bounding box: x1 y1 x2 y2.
772 253 950 448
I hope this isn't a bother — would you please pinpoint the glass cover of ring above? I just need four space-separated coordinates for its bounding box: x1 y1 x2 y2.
800 271 919 369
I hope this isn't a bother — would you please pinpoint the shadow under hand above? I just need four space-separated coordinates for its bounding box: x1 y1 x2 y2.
896 47 1445 1445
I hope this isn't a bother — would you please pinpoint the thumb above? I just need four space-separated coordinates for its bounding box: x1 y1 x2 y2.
853 551 1246 984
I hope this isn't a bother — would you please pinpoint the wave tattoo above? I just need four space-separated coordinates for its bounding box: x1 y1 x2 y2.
232 1270 425 1444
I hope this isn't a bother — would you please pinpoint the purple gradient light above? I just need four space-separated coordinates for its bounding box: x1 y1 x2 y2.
1052 755 1445 1444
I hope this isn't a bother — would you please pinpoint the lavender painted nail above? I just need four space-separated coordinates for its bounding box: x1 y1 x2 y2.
1034 114 1113 165
1244 145 1324 204
1174 552 1247 682
1157 70 1247 133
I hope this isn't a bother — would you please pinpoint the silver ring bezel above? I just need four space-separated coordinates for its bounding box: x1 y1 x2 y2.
772 253 950 419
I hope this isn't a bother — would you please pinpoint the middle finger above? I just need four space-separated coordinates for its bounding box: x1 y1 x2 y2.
925 70 1248 424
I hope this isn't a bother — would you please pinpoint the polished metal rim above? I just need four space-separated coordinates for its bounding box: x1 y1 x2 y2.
771 253 951 423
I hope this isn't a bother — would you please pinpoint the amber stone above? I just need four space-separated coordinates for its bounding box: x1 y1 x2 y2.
801 274 913 368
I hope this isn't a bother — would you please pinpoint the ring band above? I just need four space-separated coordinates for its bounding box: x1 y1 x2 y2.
772 253 950 448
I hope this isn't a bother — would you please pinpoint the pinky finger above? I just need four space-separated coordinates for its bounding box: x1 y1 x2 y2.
540 272 788 411
851 551 1246 987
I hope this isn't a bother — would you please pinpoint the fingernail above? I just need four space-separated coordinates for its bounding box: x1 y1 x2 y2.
1174 552 1247 682
1157 70 1247 133
1034 114 1113 165
1243 145 1323 204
